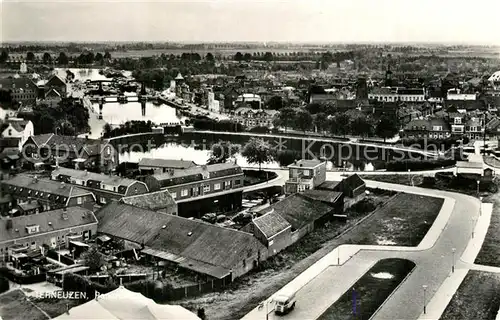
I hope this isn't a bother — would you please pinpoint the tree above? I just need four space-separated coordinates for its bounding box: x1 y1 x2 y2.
331 113 351 137
42 52 52 64
243 53 252 61
103 123 112 136
207 141 241 164
313 112 329 133
205 52 214 62
267 95 284 110
294 110 313 133
242 138 275 171
234 52 243 61
273 107 296 132
82 246 104 271
0 50 8 63
263 52 273 62
305 103 325 114
26 51 35 61
95 52 104 62
350 117 373 137
104 51 112 60
376 116 399 142
57 52 69 65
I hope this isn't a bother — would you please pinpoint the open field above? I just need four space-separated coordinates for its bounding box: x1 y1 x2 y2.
440 270 500 320
344 192 443 246
0 290 47 320
177 191 442 319
318 258 416 320
475 192 500 266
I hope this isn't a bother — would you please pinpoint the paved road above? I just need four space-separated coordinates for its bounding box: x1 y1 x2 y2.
241 179 480 320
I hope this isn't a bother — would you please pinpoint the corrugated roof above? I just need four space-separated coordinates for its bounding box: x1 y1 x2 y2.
97 202 265 279
252 210 291 239
121 189 176 212
0 206 96 243
259 193 334 230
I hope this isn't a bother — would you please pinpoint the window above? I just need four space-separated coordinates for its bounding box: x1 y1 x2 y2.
235 179 241 186
100 197 107 204
302 170 310 177
224 181 231 188
454 117 462 124
181 189 189 197
214 183 221 191
203 185 210 192
171 192 176 199
8 129 11 136
77 197 82 204
243 259 246 267
269 239 274 246
432 126 442 131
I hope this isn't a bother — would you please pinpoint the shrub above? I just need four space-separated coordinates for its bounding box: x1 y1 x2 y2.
248 126 270 134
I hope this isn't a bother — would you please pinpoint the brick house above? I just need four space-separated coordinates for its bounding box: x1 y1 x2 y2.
143 162 244 217
0 206 97 261
403 118 451 139
1 174 96 213
51 167 149 205
0 77 38 105
284 159 327 195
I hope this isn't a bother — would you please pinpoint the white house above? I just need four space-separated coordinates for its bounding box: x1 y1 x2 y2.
235 93 262 109
447 88 476 101
1 118 34 150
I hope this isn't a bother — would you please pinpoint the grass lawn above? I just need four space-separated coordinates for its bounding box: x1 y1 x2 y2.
343 192 443 246
440 270 500 320
318 258 416 320
31 297 84 318
474 192 500 266
0 290 47 320
358 174 423 187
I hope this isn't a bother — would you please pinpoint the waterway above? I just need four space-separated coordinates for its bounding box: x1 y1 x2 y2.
54 68 182 138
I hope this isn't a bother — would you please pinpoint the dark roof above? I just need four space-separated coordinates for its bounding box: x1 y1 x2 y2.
45 88 61 98
97 202 265 278
404 118 450 131
259 193 334 230
52 167 145 189
45 74 66 88
25 134 101 152
153 162 242 187
445 100 487 110
317 180 341 191
302 190 343 204
120 189 176 211
4 119 30 132
0 207 96 243
138 158 196 169
2 174 93 200
252 210 291 238
397 88 425 95
341 174 365 194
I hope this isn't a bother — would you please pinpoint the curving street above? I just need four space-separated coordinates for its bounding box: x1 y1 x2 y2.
241 176 483 320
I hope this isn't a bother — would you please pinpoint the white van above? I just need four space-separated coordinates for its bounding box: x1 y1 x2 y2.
274 292 296 315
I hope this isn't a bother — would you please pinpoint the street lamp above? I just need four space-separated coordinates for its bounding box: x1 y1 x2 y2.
477 180 480 197
452 248 456 273
422 284 428 314
408 169 411 185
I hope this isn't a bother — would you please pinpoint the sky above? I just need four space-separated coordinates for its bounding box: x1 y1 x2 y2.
2 0 500 44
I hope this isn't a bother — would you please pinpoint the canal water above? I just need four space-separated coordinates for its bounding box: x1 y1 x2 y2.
54 68 182 137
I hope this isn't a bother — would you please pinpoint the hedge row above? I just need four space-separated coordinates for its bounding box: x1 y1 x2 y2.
385 159 456 171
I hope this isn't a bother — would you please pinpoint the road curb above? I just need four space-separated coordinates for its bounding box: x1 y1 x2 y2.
369 263 418 320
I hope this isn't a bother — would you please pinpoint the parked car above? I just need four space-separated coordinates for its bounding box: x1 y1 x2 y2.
201 213 217 224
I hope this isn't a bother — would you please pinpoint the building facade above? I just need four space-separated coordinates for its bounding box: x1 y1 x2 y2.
284 159 327 195
51 167 149 205
0 207 97 261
